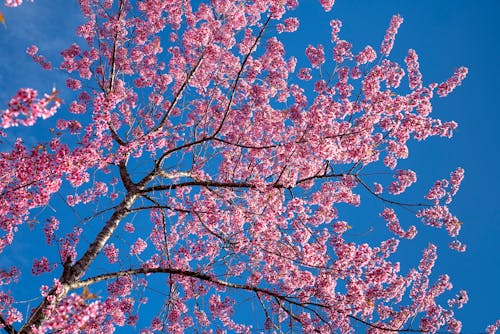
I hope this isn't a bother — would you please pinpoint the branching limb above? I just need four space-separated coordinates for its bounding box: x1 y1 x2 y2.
68 267 426 333
355 175 431 208
140 172 345 194
19 192 139 332
0 314 18 334
106 0 127 146
212 15 272 137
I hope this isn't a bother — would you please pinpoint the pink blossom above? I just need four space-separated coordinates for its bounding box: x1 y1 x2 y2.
26 47 52 70
1 88 60 128
426 180 448 204
0 267 20 285
448 290 468 309
305 44 325 68
380 15 404 56
449 240 466 252
383 154 397 169
277 17 299 33
130 238 147 255
351 65 362 79
124 222 135 233
59 228 82 263
418 205 462 237
103 243 119 264
355 45 377 65
418 243 437 275
381 208 417 239
405 49 423 89
26 45 38 56
31 257 56 276
330 19 342 42
333 221 351 234
69 101 86 114
66 78 82 90
297 68 312 81
486 320 500 334
43 217 59 245
449 167 464 195
333 40 352 63
388 169 417 194
319 0 335 12
5 0 24 7
437 67 468 97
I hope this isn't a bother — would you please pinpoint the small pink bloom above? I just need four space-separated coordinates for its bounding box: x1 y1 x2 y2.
380 15 404 56
130 238 147 255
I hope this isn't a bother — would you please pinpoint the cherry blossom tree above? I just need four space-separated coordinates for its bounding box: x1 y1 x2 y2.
0 0 477 333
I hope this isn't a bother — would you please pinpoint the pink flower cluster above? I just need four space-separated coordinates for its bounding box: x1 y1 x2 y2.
418 205 463 239
31 257 56 276
43 217 59 245
0 267 19 285
1 88 60 128
448 290 468 309
486 320 500 334
124 222 135 233
380 15 404 56
0 293 23 325
405 49 423 89
305 45 325 68
130 238 147 255
4 0 26 7
65 78 82 91
298 68 312 81
381 208 417 239
449 167 465 195
59 228 82 264
437 67 468 97
103 243 119 264
329 19 342 42
333 40 352 63
388 169 417 194
66 182 108 206
60 43 94 79
319 0 335 12
355 45 377 65
26 45 52 70
276 17 299 33
425 167 464 204
30 294 103 333
449 240 466 252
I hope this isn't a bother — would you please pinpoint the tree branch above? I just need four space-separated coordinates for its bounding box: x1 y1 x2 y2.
106 0 127 146
212 15 272 137
140 172 345 194
355 176 431 208
0 314 17 334
19 192 139 332
69 267 427 333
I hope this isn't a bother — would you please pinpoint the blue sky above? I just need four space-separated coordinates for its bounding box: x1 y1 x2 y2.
0 0 499 333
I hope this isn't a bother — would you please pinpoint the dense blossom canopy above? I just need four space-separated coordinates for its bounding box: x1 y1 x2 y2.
0 0 487 333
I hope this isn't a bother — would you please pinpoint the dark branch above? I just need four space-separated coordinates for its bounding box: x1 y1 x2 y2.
212 15 272 137
70 267 427 333
0 314 18 334
140 173 344 194
355 176 431 208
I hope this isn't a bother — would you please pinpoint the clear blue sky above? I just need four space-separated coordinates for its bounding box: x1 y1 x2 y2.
0 0 498 333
